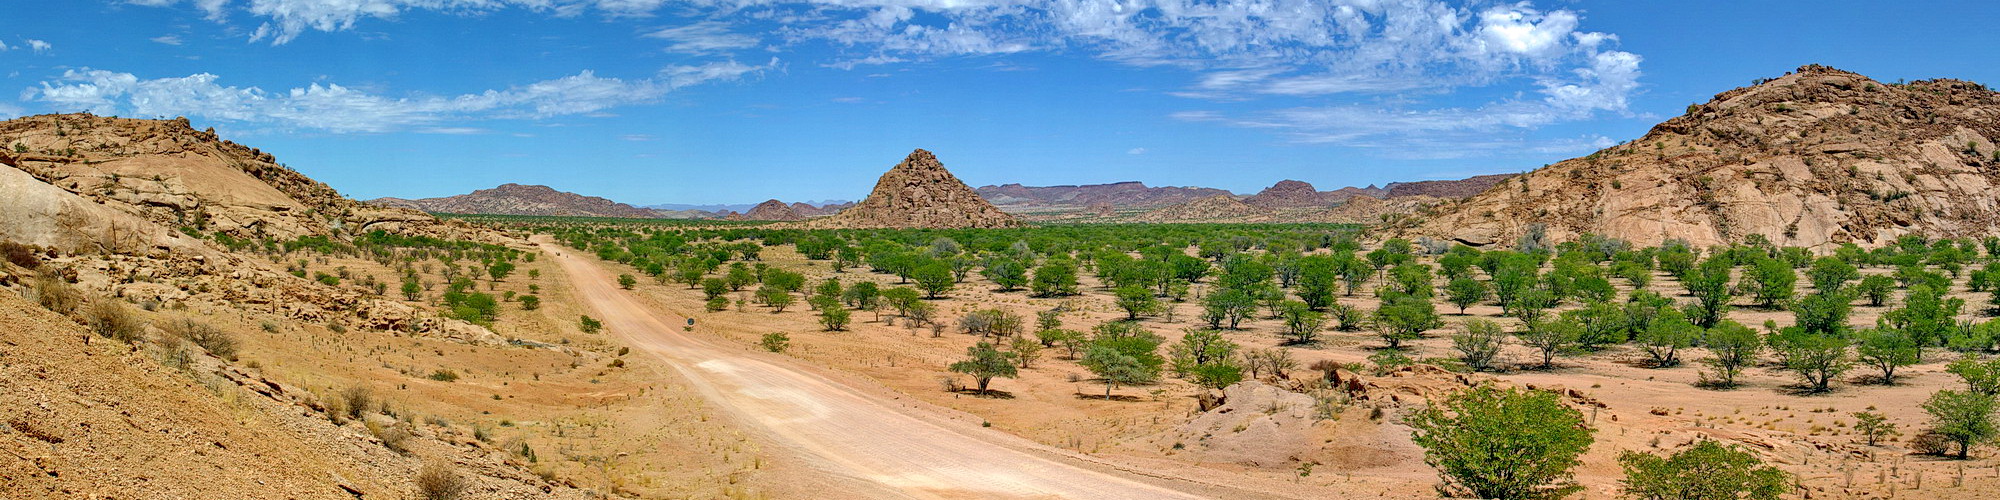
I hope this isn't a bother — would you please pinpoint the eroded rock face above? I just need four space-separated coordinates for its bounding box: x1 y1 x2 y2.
806 149 1023 229
1400 65 2000 250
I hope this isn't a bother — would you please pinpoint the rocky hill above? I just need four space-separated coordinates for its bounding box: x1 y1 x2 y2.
744 199 804 221
1133 195 1275 223
976 181 1232 210
1400 65 2000 249
1242 180 1331 208
805 149 1023 229
371 183 660 219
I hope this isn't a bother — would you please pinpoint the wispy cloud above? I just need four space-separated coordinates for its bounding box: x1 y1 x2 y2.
25 60 774 132
151 34 185 45
644 21 758 55
1127 147 1146 155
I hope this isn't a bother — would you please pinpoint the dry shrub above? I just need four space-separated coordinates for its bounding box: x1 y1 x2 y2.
415 460 468 500
342 385 374 421
1909 430 1952 456
29 274 80 315
367 420 412 454
85 299 145 344
162 317 237 360
0 241 38 269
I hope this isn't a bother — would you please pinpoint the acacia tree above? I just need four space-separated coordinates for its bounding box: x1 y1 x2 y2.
1923 389 1999 459
949 342 1018 395
1617 440 1789 500
1452 319 1506 372
1767 327 1852 393
912 262 956 299
1517 318 1582 369
1635 309 1699 368
1445 277 1489 315
1702 320 1762 388
1406 385 1595 500
1854 327 1918 384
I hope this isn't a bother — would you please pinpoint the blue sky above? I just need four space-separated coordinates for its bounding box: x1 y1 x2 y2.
6 1 1996 205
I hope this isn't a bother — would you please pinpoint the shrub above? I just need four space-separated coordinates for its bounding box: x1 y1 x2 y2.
427 369 460 382
30 274 81 315
342 385 374 421
1406 384 1595 499
365 420 411 454
578 315 602 333
1451 319 1505 371
85 299 145 344
163 317 237 361
0 241 38 269
760 332 789 353
415 460 468 500
1617 440 1789 500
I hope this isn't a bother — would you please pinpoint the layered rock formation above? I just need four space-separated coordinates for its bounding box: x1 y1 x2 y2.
1401 65 2000 249
807 149 1023 229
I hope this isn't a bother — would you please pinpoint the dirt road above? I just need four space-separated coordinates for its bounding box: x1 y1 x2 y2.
543 238 1222 499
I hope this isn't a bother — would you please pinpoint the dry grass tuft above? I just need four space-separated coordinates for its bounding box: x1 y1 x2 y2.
414 459 468 500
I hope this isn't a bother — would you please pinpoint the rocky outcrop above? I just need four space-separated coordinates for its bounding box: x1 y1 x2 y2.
1400 65 2000 249
368 183 659 219
1243 180 1329 208
1384 174 1515 199
805 149 1023 229
1132 195 1275 223
744 199 803 221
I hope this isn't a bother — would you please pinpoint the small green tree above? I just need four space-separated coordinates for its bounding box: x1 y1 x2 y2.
1168 328 1239 377
1856 275 1895 306
1445 277 1489 315
912 261 956 299
1517 318 1582 369
1851 411 1899 446
1082 345 1149 399
1030 262 1080 297
1743 258 1796 308
1113 285 1161 320
1278 301 1327 345
1702 321 1762 388
617 274 637 290
1617 440 1789 500
818 306 851 331
1767 328 1851 393
1854 327 1918 384
1373 293 1441 349
1808 257 1859 294
1948 356 2000 395
1451 319 1506 371
518 295 540 311
1923 389 1999 459
1634 308 1699 367
578 315 602 333
401 280 423 301
949 342 1019 394
1405 385 1595 500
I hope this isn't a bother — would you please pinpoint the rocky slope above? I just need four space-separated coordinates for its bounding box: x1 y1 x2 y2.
806 149 1023 229
371 183 661 219
1132 195 1275 223
1400 65 2000 249
1383 174 1515 199
976 181 1233 210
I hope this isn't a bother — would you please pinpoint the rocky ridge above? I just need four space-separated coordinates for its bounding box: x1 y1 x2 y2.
370 183 661 219
804 149 1023 229
1400 65 2000 249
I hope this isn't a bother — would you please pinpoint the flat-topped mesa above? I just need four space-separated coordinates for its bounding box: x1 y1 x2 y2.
808 149 1023 229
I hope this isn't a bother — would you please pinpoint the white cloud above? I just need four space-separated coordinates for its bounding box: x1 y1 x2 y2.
1126 147 1145 155
645 21 759 54
25 61 772 132
25 39 52 53
152 34 185 45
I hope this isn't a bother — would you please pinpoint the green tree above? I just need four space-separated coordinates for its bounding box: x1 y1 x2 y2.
1854 327 1918 384
1278 301 1328 345
1852 411 1899 446
1113 285 1162 320
578 315 602 334
1808 257 1859 294
1405 385 1595 500
1702 321 1762 388
487 261 515 282
1030 261 1080 297
760 332 789 353
1923 389 1999 459
912 261 956 299
1202 289 1257 329
401 279 423 301
948 342 1019 394
1767 327 1851 393
1634 308 1699 367
1789 291 1853 336
882 287 922 317
1445 277 1489 315
1742 258 1796 308
1683 258 1736 328
1517 318 1582 369
1617 440 1789 500
982 259 1029 291
1946 356 2000 395
1372 293 1441 349
759 286 795 312
1082 345 1149 399
818 306 851 331
518 295 540 311
1451 319 1506 371
617 274 637 290
1856 275 1895 307
701 278 729 300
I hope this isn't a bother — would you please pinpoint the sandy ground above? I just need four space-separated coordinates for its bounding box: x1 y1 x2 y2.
540 235 1284 499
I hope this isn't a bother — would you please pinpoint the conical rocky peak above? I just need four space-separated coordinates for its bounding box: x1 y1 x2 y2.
806 149 1023 229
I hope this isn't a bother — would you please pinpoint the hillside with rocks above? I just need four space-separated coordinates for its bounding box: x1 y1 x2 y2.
1242 180 1331 208
805 149 1023 229
1383 174 1515 199
371 183 661 219
1400 65 2000 249
1132 195 1275 223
